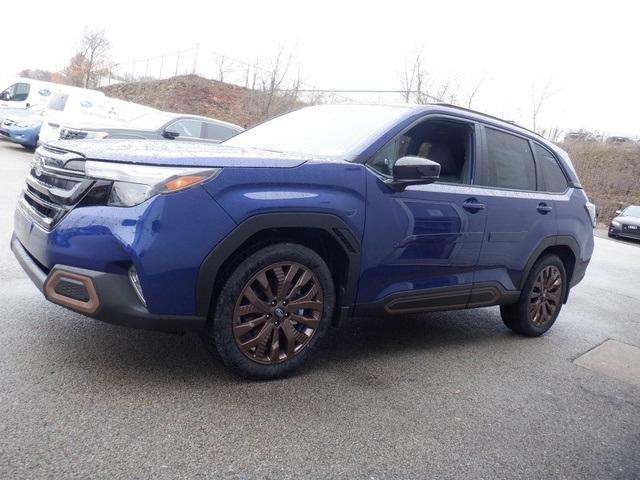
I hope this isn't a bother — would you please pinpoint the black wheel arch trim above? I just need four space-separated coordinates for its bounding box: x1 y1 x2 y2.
519 235 583 294
196 212 362 318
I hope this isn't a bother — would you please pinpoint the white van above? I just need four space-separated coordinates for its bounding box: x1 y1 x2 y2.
39 90 157 144
0 78 60 110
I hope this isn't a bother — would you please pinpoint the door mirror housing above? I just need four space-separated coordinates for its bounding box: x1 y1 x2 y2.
162 129 180 139
615 209 622 215
386 156 440 191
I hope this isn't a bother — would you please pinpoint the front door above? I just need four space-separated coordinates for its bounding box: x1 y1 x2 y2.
356 116 487 314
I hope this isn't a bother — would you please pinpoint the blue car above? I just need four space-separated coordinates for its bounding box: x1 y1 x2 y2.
0 115 42 149
11 104 595 378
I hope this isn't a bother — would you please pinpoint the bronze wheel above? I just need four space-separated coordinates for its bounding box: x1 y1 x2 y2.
528 265 562 326
232 261 324 365
501 253 566 337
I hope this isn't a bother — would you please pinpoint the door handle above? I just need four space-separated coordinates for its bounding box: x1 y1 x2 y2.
462 198 485 213
537 202 553 214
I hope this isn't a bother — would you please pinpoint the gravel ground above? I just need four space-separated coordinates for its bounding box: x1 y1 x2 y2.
0 141 638 480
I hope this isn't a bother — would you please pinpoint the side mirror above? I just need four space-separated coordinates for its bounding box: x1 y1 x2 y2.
386 156 440 191
615 209 622 215
162 129 180 139
0 92 9 101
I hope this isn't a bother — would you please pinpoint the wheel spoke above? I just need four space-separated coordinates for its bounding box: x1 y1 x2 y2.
255 271 274 299
234 315 268 336
269 327 281 361
243 287 271 315
290 313 320 329
239 322 273 351
279 265 300 301
287 270 313 300
281 320 300 357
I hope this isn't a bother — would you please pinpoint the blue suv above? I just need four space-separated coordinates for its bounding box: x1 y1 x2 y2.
11 104 595 378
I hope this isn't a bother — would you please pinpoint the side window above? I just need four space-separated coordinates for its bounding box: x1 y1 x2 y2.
47 93 68 111
480 128 536 191
14 83 31 101
204 122 239 141
167 119 203 138
369 119 473 184
534 144 568 193
0 83 18 101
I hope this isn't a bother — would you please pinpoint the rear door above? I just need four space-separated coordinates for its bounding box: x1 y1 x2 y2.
472 125 557 298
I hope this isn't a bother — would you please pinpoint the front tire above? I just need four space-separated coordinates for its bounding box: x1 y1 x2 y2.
501 254 567 337
208 243 335 379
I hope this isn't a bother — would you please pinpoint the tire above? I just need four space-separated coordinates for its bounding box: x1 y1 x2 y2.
207 243 335 379
607 232 616 238
500 254 567 337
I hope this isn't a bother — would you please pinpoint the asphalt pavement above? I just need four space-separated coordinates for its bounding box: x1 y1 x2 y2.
0 141 638 479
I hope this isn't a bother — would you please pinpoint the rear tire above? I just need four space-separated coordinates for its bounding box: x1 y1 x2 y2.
500 254 567 337
207 243 335 380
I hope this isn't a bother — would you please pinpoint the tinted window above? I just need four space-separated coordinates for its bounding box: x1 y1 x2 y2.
167 119 203 138
534 144 567 193
14 83 30 101
482 128 536 191
1 83 31 102
370 119 473 184
47 93 68 111
204 122 239 141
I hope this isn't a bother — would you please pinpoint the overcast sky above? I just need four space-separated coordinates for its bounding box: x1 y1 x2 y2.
2 0 638 136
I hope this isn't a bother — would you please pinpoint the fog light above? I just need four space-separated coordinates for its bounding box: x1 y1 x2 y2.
128 267 146 306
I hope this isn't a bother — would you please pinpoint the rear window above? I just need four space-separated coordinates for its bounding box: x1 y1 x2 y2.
480 127 536 191
204 122 239 141
534 144 568 193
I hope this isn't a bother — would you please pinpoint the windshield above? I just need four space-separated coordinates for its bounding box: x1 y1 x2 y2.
223 105 410 157
622 206 640 217
127 112 174 130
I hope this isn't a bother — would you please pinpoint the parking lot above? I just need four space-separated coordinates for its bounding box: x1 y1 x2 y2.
0 141 638 479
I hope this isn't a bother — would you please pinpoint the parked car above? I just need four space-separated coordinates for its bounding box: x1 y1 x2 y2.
608 205 640 240
0 115 42 150
58 112 244 143
11 104 595 379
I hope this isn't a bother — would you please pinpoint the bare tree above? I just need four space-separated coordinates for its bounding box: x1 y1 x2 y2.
399 52 430 103
465 79 484 108
215 54 233 83
64 27 110 88
260 46 294 119
531 80 555 133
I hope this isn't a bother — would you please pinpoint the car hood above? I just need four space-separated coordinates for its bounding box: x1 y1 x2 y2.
43 139 312 168
613 215 640 227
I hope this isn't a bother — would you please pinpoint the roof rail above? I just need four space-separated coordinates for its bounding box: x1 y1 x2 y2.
432 103 542 138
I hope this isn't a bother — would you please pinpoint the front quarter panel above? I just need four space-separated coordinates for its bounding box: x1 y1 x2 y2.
204 161 367 238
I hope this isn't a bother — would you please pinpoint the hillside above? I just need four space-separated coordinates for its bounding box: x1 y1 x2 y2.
101 75 301 128
562 141 640 222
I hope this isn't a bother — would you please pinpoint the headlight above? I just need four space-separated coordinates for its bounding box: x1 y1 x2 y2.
611 220 621 228
85 161 221 207
15 121 38 128
83 131 109 139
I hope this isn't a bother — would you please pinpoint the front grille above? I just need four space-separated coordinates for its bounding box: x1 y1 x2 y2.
622 225 640 237
59 128 88 140
18 145 94 230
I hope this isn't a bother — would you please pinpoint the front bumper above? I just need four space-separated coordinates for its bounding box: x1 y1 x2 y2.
0 126 38 147
609 224 640 240
11 234 206 333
